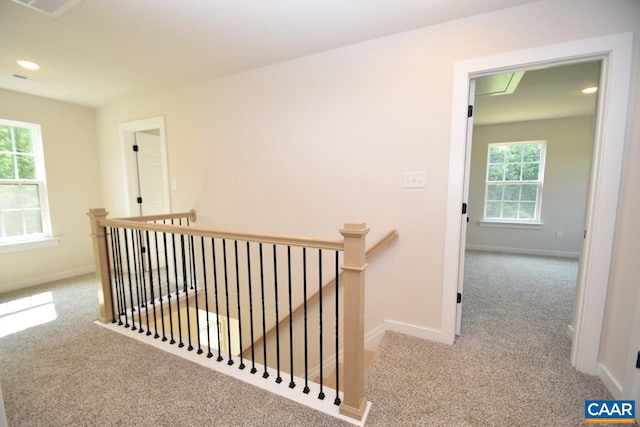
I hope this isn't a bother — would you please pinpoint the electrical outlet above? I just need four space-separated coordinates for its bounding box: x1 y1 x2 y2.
403 171 426 188
555 231 563 240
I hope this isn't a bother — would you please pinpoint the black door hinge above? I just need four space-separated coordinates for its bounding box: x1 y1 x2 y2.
133 144 139 152
462 203 467 215
467 105 473 118
137 197 143 204
636 351 640 369
457 293 462 304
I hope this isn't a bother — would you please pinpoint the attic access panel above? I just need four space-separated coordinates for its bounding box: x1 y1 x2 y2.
475 71 525 97
10 0 84 17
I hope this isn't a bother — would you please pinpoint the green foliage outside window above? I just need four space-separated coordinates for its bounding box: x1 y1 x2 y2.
484 141 545 221
0 121 46 240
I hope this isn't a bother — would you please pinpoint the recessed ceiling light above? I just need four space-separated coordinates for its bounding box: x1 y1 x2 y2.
582 87 598 94
17 60 40 70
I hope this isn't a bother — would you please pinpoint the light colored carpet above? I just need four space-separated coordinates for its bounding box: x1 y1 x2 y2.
0 251 619 426
365 251 618 426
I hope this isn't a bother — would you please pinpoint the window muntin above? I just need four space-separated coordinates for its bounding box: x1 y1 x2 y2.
483 141 546 223
0 120 51 243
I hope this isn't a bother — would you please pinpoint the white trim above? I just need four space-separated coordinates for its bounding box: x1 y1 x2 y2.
0 236 60 254
364 324 387 351
96 321 371 426
567 324 574 340
383 320 444 343
119 116 171 217
443 33 634 372
466 244 579 259
0 266 94 293
478 221 543 230
597 363 623 400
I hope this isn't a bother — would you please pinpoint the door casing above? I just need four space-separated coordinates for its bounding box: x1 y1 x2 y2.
119 116 171 217
442 32 634 376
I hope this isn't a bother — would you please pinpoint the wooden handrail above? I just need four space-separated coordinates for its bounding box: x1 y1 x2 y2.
113 209 196 223
99 218 344 251
242 228 399 355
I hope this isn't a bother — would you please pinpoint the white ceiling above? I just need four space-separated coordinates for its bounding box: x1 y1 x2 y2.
0 0 542 107
474 61 601 125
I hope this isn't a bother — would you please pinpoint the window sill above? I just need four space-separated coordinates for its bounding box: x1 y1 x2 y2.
0 237 61 254
478 221 543 230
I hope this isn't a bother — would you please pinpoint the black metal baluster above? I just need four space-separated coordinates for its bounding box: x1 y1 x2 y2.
287 246 295 389
181 234 193 351
138 230 150 333
273 245 282 384
171 229 184 347
303 248 309 394
201 237 213 358
334 250 341 406
191 235 202 354
145 230 156 337
187 218 195 290
132 230 145 333
110 228 124 325
117 229 130 328
163 230 175 344
123 229 136 331
246 241 257 374
105 227 117 324
259 243 269 379
154 230 167 341
234 241 245 369
211 238 224 362
222 239 233 365
318 249 325 400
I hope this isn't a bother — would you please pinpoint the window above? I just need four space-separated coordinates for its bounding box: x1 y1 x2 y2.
483 140 546 223
0 119 51 244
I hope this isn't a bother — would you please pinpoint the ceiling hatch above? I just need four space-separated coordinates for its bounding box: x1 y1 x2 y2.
10 0 84 17
476 71 525 97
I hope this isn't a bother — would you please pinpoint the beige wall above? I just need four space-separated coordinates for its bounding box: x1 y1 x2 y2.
0 89 102 291
466 116 594 257
94 0 640 397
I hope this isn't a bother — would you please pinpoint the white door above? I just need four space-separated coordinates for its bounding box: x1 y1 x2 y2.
455 79 475 335
134 131 169 216
120 116 171 217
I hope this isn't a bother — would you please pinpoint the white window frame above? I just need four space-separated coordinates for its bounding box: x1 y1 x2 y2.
482 140 546 225
0 119 53 248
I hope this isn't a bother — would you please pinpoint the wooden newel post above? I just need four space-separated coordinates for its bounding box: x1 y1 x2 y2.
339 221 370 420
87 208 113 324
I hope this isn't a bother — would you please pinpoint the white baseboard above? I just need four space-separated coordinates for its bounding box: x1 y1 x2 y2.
466 244 579 259
0 266 95 294
566 324 574 340
383 320 444 343
598 363 623 399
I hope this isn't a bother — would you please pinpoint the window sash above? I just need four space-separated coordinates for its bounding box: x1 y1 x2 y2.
0 119 50 244
483 141 546 223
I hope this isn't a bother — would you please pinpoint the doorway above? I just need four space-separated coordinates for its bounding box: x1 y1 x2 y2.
458 61 600 340
119 116 171 217
442 33 634 376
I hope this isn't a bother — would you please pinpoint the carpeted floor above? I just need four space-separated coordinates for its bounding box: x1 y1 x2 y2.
365 251 617 426
0 251 619 426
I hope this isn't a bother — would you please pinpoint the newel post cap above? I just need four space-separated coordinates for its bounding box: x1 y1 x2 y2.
340 222 370 237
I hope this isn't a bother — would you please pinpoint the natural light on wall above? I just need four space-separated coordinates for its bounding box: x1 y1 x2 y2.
0 292 57 338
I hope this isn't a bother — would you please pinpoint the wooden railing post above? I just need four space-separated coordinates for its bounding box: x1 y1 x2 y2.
339 221 369 420
87 208 113 324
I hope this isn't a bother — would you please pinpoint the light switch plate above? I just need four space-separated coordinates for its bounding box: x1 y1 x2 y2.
403 171 426 188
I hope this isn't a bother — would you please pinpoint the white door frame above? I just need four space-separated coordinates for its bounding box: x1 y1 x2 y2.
442 32 633 375
119 116 171 217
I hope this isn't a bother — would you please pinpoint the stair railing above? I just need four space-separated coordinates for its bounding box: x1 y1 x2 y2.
87 208 370 421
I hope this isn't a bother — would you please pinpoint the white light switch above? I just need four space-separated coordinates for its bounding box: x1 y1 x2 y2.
403 171 426 188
